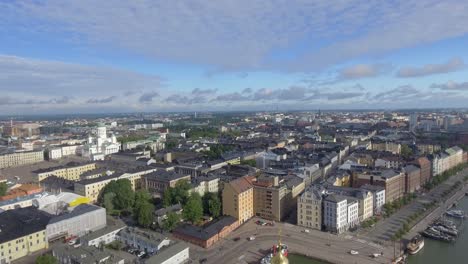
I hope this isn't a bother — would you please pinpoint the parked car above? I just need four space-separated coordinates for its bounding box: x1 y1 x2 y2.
303 229 310 233
248 236 256 241
137 251 146 258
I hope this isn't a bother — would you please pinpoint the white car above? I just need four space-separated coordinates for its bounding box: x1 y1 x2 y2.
349 250 359 255
248 236 256 241
303 229 310 233
137 251 146 258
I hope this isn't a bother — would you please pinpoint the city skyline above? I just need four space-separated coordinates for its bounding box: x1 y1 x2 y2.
2 0 468 114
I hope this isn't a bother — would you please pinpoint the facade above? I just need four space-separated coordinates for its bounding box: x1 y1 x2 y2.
81 219 126 247
0 208 50 263
81 124 120 160
190 176 219 196
143 171 191 194
46 204 107 241
403 165 421 193
0 150 44 169
323 194 348 233
415 157 431 184
347 198 359 229
34 162 97 182
297 187 322 230
252 175 304 221
354 170 405 203
355 190 373 221
371 141 401 154
433 146 464 176
222 176 254 224
361 184 385 214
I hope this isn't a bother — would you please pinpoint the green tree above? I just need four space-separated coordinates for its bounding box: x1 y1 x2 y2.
202 193 221 218
36 254 57 264
401 144 413 159
100 179 135 210
183 192 203 223
162 212 180 231
137 201 154 228
103 192 115 213
240 159 256 167
162 188 173 207
134 190 152 215
172 180 191 204
0 182 7 196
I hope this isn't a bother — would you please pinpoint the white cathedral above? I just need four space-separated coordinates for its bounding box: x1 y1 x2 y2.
81 123 120 160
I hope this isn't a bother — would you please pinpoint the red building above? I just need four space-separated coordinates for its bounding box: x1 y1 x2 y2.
173 216 240 248
414 157 431 185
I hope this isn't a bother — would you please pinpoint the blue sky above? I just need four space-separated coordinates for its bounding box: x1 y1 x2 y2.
1 0 468 114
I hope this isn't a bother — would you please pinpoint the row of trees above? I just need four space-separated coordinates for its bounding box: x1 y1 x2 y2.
424 163 468 190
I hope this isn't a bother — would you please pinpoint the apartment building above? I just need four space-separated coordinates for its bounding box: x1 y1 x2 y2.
75 167 157 202
371 140 401 154
403 165 421 193
34 162 97 182
433 146 464 176
354 169 405 203
252 175 304 221
297 187 322 230
0 208 50 263
323 194 348 233
190 176 219 196
361 184 386 214
143 171 191 194
414 157 431 184
0 150 44 169
222 176 254 224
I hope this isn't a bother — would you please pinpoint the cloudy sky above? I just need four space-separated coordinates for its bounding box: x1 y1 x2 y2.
1 0 468 114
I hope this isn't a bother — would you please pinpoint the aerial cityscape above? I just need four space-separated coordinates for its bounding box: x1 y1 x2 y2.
1 1 468 264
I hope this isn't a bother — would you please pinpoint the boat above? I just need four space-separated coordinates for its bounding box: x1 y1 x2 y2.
422 229 454 242
434 219 456 230
432 224 458 237
406 235 424 255
446 209 465 219
349 250 359 255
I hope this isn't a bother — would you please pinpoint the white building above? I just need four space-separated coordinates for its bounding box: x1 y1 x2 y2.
81 124 120 160
361 184 386 214
347 199 359 229
323 194 348 233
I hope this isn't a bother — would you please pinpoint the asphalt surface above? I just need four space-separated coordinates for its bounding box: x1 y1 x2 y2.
186 218 394 264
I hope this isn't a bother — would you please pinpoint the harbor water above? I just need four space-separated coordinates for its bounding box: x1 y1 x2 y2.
408 196 468 264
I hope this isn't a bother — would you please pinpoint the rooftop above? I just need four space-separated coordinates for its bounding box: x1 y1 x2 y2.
0 207 51 244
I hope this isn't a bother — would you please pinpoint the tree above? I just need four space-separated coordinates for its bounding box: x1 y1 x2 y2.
100 179 135 211
103 192 115 213
0 182 7 196
134 190 152 215
162 212 180 231
401 144 413 159
183 192 203 223
137 201 154 228
203 193 221 218
162 188 173 207
172 180 191 204
36 254 57 264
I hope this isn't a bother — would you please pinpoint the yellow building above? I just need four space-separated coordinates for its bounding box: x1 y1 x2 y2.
74 167 157 202
0 208 50 263
0 150 44 169
34 162 98 182
222 176 254 224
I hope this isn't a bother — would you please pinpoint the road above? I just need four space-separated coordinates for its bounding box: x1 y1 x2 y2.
186 219 394 264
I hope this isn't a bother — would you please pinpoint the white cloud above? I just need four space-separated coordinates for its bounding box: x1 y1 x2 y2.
338 64 388 80
0 55 163 97
430 80 468 90
3 1 468 72
397 58 465 78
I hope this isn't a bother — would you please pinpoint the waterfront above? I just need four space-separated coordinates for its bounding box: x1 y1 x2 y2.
408 196 468 264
